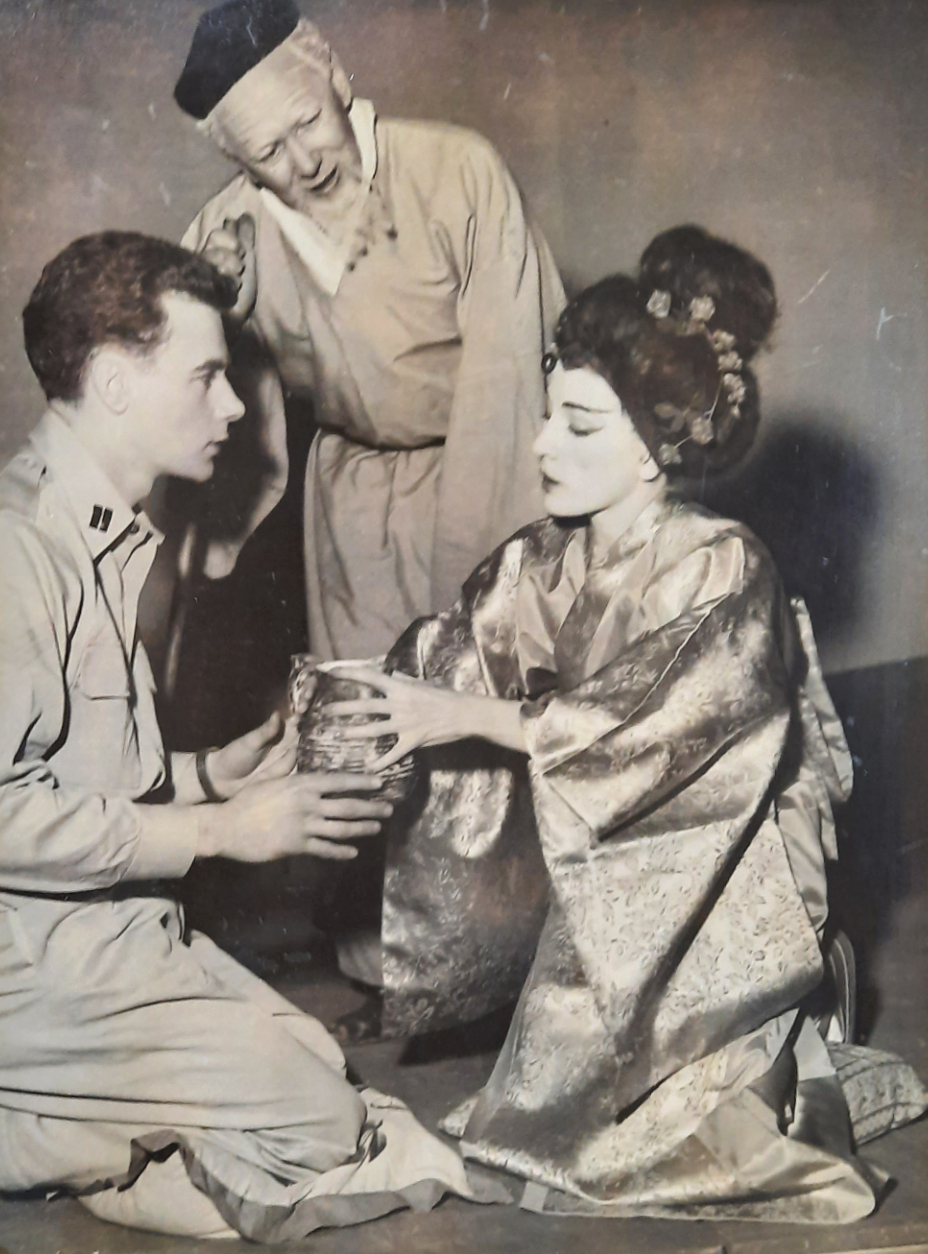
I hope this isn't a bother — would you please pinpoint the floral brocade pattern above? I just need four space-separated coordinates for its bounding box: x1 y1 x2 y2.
382 498 884 1218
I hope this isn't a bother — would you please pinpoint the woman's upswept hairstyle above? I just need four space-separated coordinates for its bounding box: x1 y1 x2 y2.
550 225 778 478
23 231 237 402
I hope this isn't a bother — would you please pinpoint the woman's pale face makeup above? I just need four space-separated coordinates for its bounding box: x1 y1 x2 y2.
534 362 662 527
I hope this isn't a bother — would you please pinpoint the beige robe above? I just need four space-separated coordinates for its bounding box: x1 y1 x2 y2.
183 106 564 658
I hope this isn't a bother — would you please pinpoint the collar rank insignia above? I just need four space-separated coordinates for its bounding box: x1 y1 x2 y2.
89 504 113 532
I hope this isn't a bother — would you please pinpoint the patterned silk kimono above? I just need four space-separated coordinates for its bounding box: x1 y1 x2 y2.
380 495 884 1221
182 104 564 658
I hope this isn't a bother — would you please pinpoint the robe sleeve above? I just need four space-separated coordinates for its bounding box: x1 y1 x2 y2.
429 138 565 611
382 534 551 1035
0 522 198 893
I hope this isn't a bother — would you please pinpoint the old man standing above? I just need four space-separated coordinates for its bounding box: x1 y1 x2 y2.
175 0 564 660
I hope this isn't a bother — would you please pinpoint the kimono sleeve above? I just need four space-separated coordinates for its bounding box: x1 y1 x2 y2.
430 137 565 611
387 531 528 697
522 535 795 841
381 533 550 1035
520 537 829 1103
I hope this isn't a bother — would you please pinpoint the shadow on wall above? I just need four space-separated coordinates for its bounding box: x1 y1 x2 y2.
140 333 299 728
826 655 928 1038
699 416 928 1038
157 388 316 749
701 413 882 650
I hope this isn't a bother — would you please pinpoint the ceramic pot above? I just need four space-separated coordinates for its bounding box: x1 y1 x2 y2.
289 655 417 803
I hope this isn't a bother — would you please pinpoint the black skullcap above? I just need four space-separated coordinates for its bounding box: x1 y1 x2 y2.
174 0 302 119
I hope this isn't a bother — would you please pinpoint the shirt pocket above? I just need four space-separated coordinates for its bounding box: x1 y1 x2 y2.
65 638 141 792
77 640 131 700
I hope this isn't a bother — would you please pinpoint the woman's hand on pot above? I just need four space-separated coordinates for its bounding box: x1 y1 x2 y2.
327 666 527 767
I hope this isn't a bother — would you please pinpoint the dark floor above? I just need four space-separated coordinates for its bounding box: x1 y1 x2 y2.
1 658 927 1254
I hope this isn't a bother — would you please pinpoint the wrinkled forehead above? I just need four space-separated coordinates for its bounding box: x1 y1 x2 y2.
207 39 334 156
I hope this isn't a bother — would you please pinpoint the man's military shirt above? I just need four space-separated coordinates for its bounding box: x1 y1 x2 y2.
0 412 198 896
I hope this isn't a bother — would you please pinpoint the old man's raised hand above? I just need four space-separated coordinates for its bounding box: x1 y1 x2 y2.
201 213 257 321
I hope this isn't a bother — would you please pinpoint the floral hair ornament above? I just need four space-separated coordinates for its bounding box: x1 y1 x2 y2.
703 323 747 416
687 300 746 416
723 372 746 408
657 442 683 467
709 329 743 374
653 389 720 468
646 289 672 319
687 295 716 324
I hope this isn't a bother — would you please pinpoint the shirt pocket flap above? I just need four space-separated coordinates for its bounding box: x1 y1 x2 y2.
78 641 130 699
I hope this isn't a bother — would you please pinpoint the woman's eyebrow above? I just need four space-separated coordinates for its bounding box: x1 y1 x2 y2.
563 401 610 415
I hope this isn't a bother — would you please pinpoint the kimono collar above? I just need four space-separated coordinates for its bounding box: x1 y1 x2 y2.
259 97 379 297
29 411 162 563
589 493 681 569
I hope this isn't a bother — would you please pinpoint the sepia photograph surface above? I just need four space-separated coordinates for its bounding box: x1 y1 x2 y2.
0 1 926 1250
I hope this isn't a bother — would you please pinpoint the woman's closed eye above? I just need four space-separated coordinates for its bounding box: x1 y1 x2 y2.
563 403 608 437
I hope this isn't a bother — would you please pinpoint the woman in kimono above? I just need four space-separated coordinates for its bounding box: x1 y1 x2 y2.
330 226 890 1219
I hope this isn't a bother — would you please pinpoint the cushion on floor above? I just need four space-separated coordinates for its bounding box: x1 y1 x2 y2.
828 1042 928 1145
